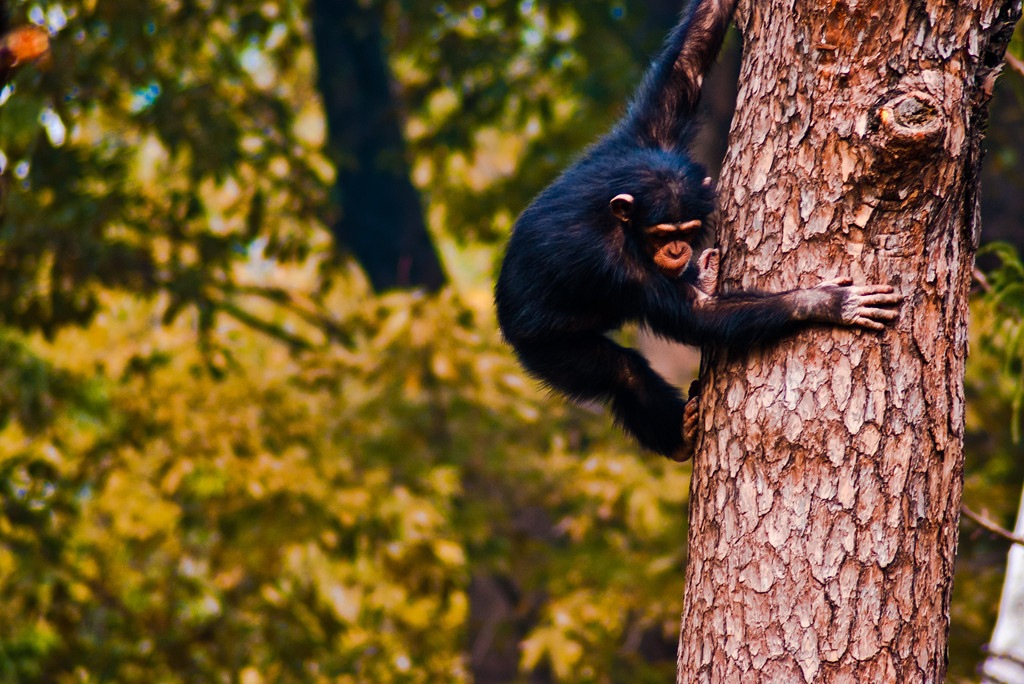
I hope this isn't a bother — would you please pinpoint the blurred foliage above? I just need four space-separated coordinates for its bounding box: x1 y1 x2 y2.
0 0 694 682
0 0 668 339
976 243 1024 440
948 32 1024 682
0 0 332 338
996 32 1024 168
0 283 692 683
0 0 1021 682
952 244 1024 682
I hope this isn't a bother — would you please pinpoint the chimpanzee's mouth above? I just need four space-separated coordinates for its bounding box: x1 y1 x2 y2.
646 221 700 278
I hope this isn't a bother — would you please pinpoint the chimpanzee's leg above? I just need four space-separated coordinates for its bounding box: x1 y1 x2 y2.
514 335 692 459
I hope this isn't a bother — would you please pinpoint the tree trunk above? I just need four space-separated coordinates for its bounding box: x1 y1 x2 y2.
983 488 1024 683
311 0 446 292
677 0 1021 681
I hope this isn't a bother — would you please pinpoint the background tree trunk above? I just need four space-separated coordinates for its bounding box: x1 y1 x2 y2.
311 0 446 292
982 489 1024 683
677 0 1021 681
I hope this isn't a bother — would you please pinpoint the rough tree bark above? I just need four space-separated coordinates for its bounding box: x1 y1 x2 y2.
677 0 1021 681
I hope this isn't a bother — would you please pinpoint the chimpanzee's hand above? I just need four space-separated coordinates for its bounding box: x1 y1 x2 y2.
696 248 719 295
670 380 702 463
817 277 902 331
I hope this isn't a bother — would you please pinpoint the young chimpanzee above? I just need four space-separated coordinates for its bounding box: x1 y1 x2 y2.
494 0 901 461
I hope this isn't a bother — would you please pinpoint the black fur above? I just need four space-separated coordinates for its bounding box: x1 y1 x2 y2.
495 0 896 458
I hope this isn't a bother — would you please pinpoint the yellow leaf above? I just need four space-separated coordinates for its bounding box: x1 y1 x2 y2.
240 668 263 684
433 540 466 567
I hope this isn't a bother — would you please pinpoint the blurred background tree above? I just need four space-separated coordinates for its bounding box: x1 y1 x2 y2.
0 1 1020 682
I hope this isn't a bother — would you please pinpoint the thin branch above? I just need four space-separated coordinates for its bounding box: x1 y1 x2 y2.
212 281 354 346
1006 50 1024 78
982 652 1024 684
975 268 993 293
961 505 1024 546
213 299 317 351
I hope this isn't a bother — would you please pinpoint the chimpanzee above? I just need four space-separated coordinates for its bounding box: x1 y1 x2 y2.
494 0 901 460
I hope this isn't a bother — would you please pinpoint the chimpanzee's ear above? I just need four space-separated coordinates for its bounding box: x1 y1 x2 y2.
610 194 634 222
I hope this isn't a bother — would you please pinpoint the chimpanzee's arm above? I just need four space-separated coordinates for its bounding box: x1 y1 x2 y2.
643 279 901 348
624 0 740 148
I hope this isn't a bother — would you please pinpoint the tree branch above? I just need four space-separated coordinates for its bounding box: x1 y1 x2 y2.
961 505 1024 546
1006 50 1024 79
213 281 354 346
974 268 993 293
212 299 317 351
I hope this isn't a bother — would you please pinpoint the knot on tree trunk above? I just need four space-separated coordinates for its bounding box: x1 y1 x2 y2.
863 75 956 207
876 91 944 148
